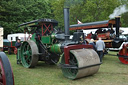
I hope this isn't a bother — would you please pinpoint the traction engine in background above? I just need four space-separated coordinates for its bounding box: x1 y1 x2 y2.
70 16 128 64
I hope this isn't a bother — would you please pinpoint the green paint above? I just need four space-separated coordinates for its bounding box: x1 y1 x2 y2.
41 36 51 44
20 41 32 68
3 42 11 46
49 44 61 54
51 33 56 39
19 22 37 29
12 41 16 46
30 33 36 42
17 47 21 62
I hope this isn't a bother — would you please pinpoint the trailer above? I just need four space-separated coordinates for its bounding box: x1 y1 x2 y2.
3 33 30 54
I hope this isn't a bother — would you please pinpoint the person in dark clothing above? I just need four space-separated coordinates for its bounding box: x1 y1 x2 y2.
15 39 21 64
15 39 21 48
89 39 96 51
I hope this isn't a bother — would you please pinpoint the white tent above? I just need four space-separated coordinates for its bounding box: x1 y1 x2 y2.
120 27 128 34
7 33 30 42
83 27 128 35
83 29 97 35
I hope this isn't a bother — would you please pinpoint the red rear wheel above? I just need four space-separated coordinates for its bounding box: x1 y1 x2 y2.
0 52 14 85
14 48 17 55
118 50 128 64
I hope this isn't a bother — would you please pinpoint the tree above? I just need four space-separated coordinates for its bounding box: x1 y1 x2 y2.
0 0 52 38
51 0 124 29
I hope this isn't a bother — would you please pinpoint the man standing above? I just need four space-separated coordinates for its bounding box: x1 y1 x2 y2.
15 39 21 64
96 37 105 62
15 39 21 48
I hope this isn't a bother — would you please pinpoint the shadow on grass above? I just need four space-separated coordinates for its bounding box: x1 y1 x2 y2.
33 61 59 70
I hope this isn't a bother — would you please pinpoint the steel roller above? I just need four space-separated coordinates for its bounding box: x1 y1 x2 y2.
61 49 100 79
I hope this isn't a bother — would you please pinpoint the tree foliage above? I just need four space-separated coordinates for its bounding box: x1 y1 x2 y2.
0 0 52 38
51 0 121 27
0 0 128 38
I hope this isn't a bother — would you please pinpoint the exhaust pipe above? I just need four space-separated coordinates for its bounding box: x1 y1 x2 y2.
64 8 70 40
115 16 121 38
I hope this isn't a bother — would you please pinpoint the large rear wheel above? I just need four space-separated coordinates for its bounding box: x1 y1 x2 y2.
118 50 128 64
0 52 14 85
21 40 39 68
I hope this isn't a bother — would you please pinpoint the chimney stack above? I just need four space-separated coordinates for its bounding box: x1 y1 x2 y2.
64 8 70 40
115 16 121 38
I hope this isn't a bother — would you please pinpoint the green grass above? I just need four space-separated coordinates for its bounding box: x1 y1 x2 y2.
7 51 128 85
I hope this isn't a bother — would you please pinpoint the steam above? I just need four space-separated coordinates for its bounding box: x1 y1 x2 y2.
109 5 128 19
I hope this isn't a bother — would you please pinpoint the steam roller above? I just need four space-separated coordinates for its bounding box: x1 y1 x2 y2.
17 7 101 79
61 48 100 79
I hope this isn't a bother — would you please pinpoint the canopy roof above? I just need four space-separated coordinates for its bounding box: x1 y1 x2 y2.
18 18 58 29
70 19 118 30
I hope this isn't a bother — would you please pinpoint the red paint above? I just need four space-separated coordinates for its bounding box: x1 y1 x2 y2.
43 24 51 35
118 43 128 64
0 59 6 84
14 48 17 55
64 45 93 64
24 29 26 41
70 24 108 30
11 41 12 47
42 24 44 36
97 32 110 39
86 33 92 39
41 23 53 36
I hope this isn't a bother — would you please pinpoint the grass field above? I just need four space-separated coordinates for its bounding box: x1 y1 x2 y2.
7 51 128 85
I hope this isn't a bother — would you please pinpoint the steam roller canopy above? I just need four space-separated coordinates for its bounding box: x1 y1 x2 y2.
61 49 100 79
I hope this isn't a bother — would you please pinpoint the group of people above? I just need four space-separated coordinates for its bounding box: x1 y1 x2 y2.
89 37 105 62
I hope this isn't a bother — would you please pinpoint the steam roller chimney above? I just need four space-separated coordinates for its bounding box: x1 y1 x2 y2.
64 8 70 40
115 16 121 38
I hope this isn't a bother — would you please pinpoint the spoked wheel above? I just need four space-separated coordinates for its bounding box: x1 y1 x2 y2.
0 52 14 85
61 52 78 79
21 40 39 68
118 50 128 64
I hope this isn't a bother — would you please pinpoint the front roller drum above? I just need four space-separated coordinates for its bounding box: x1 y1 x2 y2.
61 49 100 79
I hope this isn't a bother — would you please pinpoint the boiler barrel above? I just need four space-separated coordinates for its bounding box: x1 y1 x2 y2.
61 49 100 79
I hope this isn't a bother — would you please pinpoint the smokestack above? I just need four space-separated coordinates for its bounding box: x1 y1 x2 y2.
64 8 70 40
115 16 121 38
